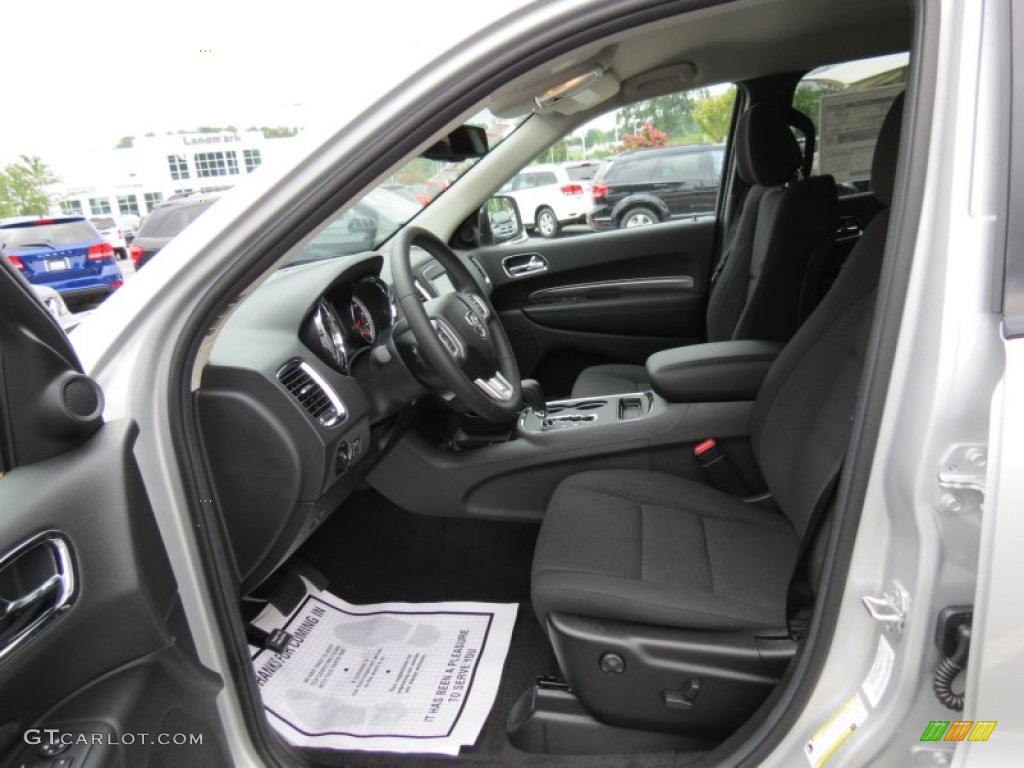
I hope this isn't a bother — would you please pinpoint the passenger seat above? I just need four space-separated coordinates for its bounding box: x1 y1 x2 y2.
571 102 839 398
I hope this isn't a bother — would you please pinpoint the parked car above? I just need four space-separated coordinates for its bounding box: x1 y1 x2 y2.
500 161 599 237
588 143 725 230
89 215 129 258
129 192 224 269
119 214 140 244
0 216 121 308
29 284 75 329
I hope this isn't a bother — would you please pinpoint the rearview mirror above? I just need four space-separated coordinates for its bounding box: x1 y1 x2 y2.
422 125 489 161
479 196 526 246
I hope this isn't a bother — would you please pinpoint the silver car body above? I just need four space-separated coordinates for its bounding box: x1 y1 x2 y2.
61 0 1021 764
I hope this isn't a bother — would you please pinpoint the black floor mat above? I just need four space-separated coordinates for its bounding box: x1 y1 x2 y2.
296 488 539 605
289 489 697 767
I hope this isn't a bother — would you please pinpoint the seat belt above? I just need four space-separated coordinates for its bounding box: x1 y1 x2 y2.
710 185 748 286
785 462 843 640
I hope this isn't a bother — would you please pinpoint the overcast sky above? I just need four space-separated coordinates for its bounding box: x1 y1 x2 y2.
1 0 533 173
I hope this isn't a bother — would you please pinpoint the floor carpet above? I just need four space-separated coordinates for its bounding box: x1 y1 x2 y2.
288 489 700 768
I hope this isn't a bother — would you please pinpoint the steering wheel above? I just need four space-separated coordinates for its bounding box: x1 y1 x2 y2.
390 227 522 422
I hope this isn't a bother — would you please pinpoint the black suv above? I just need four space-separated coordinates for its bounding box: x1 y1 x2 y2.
588 143 725 230
131 192 224 269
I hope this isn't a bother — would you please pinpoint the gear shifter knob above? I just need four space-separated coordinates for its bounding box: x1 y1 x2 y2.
521 379 546 419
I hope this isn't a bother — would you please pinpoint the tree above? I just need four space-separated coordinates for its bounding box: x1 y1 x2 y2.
692 86 737 142
793 82 842 133
0 155 60 217
616 121 669 152
115 136 135 149
616 92 699 141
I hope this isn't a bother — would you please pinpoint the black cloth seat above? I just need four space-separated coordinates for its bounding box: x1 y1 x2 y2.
534 93 904 637
533 470 799 630
571 103 839 399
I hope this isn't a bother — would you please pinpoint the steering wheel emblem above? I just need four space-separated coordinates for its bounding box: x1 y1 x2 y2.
465 310 487 339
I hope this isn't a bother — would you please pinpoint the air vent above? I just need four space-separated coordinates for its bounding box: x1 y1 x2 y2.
277 360 346 428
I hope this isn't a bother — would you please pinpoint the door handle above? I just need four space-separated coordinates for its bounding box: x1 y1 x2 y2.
0 574 63 619
0 532 76 663
502 253 549 278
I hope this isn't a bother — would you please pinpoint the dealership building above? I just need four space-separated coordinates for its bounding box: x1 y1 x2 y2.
53 129 297 219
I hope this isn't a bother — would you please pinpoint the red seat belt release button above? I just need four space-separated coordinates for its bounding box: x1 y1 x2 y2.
692 438 747 496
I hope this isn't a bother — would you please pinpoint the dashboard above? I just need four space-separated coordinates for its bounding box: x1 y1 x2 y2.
195 248 482 593
303 276 396 374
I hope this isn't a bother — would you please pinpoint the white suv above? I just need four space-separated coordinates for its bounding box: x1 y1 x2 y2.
88 215 130 258
500 161 598 237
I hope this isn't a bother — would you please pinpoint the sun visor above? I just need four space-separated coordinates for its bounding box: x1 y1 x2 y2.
622 62 698 100
490 55 619 118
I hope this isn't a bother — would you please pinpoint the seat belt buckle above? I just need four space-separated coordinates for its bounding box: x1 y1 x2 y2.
693 438 748 496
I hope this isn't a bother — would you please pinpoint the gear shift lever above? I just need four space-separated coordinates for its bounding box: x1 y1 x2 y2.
521 379 546 421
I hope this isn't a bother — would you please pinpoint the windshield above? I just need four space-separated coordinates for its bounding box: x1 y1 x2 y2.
90 216 117 229
290 110 526 266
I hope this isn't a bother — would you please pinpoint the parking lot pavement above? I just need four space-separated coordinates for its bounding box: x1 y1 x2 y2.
118 256 136 279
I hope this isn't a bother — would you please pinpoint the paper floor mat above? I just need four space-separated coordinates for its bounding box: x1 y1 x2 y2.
250 580 518 755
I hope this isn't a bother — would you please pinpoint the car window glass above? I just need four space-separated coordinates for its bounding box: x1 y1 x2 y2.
0 220 98 249
290 108 526 265
90 217 117 229
795 52 908 197
566 165 598 182
656 153 706 182
607 156 658 183
503 82 733 238
710 149 725 177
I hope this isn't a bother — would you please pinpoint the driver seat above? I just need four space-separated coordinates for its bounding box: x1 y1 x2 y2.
530 93 904 737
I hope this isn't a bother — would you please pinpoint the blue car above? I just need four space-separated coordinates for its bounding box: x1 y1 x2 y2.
0 216 122 308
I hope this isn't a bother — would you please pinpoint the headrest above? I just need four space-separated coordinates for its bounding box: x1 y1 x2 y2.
870 91 905 207
735 102 803 187
785 106 816 179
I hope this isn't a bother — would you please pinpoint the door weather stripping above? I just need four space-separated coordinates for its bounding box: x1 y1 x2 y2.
937 443 987 516
862 581 910 639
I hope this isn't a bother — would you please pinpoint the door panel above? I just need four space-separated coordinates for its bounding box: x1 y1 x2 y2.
0 264 229 767
472 218 716 395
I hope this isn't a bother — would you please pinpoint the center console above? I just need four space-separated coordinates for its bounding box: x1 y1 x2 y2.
519 392 653 433
368 340 783 522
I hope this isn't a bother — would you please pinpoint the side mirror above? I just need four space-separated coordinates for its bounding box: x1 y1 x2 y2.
479 196 526 246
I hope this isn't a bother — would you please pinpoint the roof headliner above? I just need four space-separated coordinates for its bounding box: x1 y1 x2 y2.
490 0 911 116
